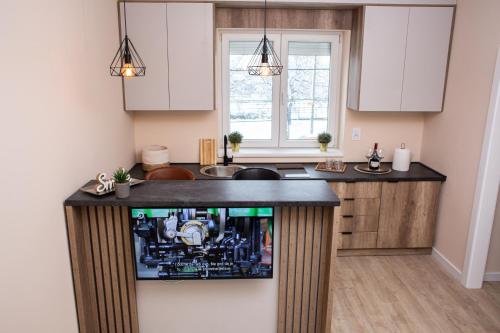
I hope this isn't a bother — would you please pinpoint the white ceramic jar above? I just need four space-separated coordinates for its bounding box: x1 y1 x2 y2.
142 145 169 171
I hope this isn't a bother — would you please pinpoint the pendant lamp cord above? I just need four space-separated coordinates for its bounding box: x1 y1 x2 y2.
124 1 128 36
264 0 267 36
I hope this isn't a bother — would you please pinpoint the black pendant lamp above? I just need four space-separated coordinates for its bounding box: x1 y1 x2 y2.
248 0 283 76
110 2 146 78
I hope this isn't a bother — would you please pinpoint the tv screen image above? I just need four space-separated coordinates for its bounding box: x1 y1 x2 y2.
130 207 273 280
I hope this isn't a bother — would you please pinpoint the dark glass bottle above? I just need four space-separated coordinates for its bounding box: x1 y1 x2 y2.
368 143 381 170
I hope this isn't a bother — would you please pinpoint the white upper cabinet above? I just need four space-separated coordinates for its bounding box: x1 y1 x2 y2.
348 6 454 112
120 3 214 111
359 7 409 111
167 4 214 110
401 7 454 111
121 3 169 111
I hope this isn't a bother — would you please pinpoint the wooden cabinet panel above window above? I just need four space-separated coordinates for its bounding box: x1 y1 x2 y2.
347 6 454 112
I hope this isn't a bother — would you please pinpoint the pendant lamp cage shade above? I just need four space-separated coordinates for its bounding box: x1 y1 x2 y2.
110 36 146 77
247 0 282 76
110 2 146 77
248 36 283 76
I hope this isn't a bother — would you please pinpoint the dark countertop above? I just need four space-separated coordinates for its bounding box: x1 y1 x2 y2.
65 180 340 208
130 162 446 182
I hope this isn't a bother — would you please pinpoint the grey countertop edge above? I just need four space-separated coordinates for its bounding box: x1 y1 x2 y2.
64 180 341 208
64 201 340 208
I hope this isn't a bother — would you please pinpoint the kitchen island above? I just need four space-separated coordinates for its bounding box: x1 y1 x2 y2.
65 180 340 333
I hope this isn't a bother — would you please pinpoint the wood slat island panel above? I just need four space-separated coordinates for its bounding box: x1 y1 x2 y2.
65 206 139 333
66 205 337 333
277 206 337 333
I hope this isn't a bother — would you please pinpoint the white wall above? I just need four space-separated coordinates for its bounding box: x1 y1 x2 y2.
421 0 500 271
0 0 135 332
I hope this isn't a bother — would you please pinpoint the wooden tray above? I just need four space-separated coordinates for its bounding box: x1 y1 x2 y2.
354 164 392 175
80 178 145 196
315 162 347 173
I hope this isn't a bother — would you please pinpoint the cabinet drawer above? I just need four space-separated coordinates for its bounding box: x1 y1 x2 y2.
330 182 381 199
337 232 378 249
339 198 380 216
338 215 379 233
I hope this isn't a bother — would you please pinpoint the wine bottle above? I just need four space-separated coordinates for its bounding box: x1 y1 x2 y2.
368 143 381 170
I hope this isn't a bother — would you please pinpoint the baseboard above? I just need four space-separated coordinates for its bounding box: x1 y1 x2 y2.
432 247 462 281
338 248 432 257
484 272 500 281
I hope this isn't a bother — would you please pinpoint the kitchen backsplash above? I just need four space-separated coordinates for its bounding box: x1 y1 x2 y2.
133 109 425 163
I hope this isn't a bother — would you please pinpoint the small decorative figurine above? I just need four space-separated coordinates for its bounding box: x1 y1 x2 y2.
95 173 115 194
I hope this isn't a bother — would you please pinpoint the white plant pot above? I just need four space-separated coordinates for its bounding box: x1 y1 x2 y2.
115 182 130 199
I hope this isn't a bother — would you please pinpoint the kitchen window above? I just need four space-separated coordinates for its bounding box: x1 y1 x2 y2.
221 31 342 149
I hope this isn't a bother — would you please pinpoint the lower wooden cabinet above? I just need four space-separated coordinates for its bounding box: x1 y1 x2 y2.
338 232 378 249
331 181 441 252
377 181 441 248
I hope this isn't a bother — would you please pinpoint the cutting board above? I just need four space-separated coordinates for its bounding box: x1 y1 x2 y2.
199 138 217 165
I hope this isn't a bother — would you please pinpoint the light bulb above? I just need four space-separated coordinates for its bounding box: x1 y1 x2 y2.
260 61 272 76
120 63 137 78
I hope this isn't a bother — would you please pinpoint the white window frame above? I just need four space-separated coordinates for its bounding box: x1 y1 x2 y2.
280 32 341 148
221 32 282 148
220 29 342 149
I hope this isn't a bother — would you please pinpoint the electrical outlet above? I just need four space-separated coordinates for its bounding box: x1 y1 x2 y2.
352 128 361 141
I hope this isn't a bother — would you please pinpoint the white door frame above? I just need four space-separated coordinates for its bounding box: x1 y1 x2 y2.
462 47 500 289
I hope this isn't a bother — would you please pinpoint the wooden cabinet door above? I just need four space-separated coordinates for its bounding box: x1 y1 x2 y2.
358 6 409 111
167 3 214 110
121 3 170 111
401 7 453 112
377 181 441 248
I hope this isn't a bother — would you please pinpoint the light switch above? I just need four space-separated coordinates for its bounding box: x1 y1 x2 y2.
352 128 361 141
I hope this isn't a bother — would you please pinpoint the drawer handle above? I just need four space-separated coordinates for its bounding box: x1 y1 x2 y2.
342 215 354 218
344 198 355 201
341 232 353 235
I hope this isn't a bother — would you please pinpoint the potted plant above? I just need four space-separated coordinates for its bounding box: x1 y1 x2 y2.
317 132 332 152
113 167 131 199
228 131 243 152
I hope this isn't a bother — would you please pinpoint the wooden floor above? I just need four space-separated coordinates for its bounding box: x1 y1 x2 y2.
332 255 500 333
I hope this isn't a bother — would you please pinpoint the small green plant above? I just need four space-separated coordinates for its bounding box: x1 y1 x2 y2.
113 167 130 184
228 131 243 144
317 132 332 144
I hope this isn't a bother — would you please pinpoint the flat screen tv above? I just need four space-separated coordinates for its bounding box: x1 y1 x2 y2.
130 207 273 280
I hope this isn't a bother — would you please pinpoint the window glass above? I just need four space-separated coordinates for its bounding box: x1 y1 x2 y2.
287 41 331 140
229 41 273 140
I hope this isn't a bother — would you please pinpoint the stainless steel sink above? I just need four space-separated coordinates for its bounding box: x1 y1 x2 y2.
200 165 246 178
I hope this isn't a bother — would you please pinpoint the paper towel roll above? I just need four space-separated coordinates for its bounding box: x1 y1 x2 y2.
393 144 411 172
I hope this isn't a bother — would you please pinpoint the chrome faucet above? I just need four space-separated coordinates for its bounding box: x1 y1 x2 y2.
223 135 233 166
